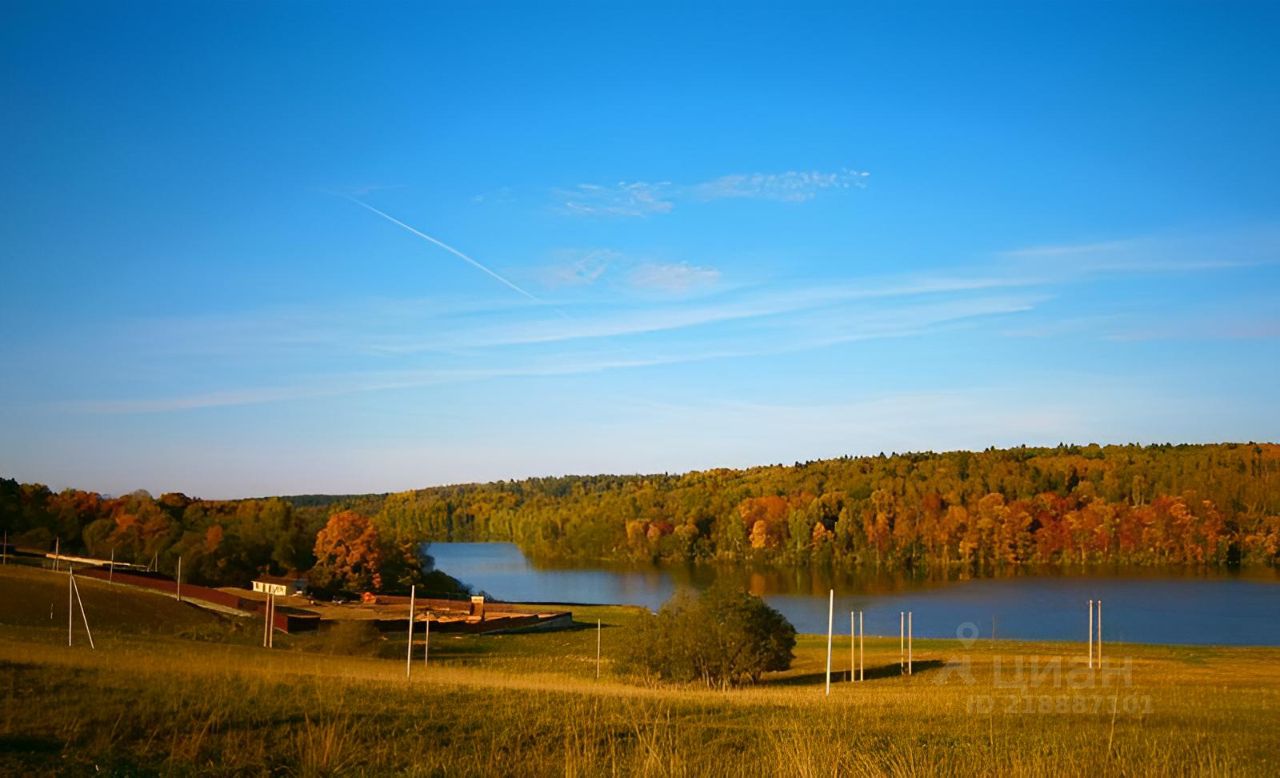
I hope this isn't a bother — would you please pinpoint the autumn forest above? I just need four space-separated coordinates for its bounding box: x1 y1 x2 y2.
3 443 1279 591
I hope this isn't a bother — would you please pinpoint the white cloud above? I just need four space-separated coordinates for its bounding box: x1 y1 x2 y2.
541 249 617 287
540 250 722 295
691 169 869 202
555 168 867 216
555 181 674 217
626 262 721 293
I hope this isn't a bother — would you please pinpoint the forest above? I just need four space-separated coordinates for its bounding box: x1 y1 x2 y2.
3 443 1279 588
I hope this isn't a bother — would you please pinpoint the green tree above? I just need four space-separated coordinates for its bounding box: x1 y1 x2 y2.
620 585 796 688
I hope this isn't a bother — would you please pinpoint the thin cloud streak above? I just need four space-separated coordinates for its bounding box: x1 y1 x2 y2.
64 292 1034 414
1001 227 1280 274
108 235 1254 361
345 196 543 302
59 358 678 414
369 275 1036 353
56 226 1272 417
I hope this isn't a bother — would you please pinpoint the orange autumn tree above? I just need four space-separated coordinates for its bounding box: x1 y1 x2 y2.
739 495 790 551
310 510 384 594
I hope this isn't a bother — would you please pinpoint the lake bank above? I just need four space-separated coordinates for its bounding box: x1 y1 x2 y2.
428 541 1280 645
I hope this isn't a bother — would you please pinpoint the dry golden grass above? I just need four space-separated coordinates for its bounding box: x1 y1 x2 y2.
1 565 1278 775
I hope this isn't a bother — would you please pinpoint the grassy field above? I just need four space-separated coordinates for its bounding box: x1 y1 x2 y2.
1 566 1278 776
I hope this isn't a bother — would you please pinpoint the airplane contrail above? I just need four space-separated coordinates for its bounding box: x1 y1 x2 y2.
344 195 542 302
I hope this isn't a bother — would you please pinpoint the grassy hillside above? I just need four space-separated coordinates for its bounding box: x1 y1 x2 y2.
0 565 233 635
1 566 1278 775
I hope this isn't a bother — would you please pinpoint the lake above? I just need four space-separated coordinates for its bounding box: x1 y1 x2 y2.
427 542 1280 646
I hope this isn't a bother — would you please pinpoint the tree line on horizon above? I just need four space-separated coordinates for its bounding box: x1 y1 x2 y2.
3 443 1279 585
0 485 457 595
294 442 1280 571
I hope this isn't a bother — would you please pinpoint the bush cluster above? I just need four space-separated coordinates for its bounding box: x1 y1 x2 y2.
620 585 796 688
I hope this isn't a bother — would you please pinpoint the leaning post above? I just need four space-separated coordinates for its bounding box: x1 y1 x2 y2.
71 573 95 650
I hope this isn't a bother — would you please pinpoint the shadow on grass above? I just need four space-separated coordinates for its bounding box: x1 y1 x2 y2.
0 735 61 755
561 620 617 632
766 659 947 686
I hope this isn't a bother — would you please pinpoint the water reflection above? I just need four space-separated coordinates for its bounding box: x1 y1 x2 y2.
426 542 1280 646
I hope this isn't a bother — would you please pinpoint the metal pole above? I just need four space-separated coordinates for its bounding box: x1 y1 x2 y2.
596 618 602 680
54 537 60 572
1088 599 1094 669
263 594 270 647
406 585 415 679
899 611 904 671
908 611 913 676
67 568 73 647
825 590 833 696
268 594 275 648
71 574 94 650
176 556 182 602
424 613 430 667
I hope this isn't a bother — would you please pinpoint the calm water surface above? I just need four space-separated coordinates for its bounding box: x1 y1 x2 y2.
427 542 1280 645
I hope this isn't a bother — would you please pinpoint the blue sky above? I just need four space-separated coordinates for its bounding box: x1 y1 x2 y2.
2 1 1278 498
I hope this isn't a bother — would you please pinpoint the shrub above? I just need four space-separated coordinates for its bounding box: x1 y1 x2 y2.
620 584 795 688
